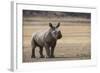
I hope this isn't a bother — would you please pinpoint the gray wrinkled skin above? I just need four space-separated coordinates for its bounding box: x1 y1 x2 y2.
31 23 62 58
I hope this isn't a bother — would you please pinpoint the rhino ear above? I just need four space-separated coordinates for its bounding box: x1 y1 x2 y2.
56 22 60 28
49 23 53 28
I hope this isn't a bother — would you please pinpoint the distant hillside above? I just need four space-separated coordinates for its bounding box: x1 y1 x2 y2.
23 10 91 19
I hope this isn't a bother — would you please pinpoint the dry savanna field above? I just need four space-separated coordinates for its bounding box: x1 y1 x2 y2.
23 11 91 62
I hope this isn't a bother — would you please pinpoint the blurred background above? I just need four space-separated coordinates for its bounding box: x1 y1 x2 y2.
23 10 91 62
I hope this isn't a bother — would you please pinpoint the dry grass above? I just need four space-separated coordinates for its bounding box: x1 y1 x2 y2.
23 17 91 62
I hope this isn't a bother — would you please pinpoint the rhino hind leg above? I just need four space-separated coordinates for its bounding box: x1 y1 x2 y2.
31 39 36 58
39 47 44 58
31 46 36 58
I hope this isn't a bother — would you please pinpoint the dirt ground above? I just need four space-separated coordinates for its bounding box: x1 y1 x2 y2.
23 17 91 62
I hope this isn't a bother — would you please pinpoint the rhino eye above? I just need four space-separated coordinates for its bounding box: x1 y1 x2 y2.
58 31 61 33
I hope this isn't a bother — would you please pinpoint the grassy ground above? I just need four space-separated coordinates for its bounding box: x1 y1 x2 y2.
23 17 91 62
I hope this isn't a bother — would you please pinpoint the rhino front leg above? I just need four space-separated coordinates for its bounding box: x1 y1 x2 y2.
50 47 55 58
50 42 56 58
44 44 50 58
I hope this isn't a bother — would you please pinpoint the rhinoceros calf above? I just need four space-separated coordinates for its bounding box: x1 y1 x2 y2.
31 23 62 58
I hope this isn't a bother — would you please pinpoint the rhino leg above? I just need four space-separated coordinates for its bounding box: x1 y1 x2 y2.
39 47 44 58
50 46 55 58
50 42 56 58
44 44 50 58
31 46 36 58
31 39 36 58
